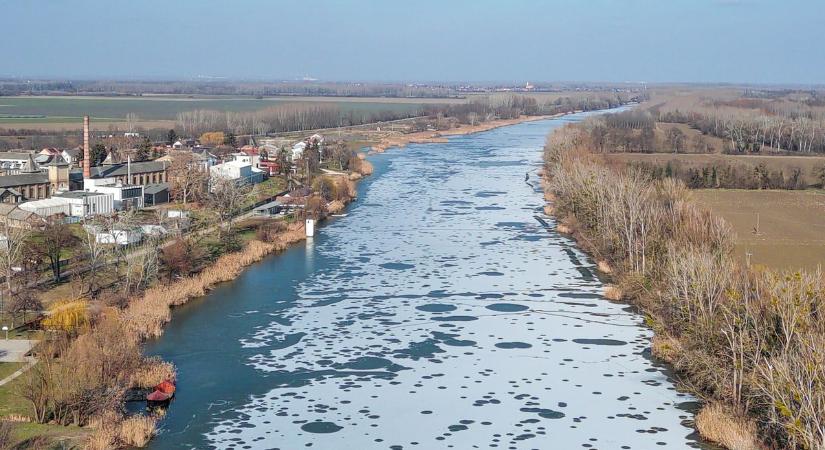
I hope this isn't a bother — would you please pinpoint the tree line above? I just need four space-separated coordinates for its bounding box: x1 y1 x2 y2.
629 161 816 190
658 107 824 154
545 124 825 450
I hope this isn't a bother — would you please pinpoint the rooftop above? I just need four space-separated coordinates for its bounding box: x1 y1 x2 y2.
69 160 169 179
144 183 169 195
53 190 111 199
0 173 48 188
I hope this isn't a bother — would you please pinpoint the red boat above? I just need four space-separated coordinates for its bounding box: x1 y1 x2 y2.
146 390 172 402
146 379 176 403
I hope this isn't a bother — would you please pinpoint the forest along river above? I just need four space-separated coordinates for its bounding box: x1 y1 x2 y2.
147 111 710 449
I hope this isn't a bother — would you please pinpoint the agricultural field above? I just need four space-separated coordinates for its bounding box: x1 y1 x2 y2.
0 95 450 129
693 189 825 271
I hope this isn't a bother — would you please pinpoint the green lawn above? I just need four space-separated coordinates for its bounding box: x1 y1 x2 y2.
0 362 24 380
252 176 288 200
0 366 88 448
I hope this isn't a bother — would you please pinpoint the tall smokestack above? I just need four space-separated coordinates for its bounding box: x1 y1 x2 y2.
83 115 91 179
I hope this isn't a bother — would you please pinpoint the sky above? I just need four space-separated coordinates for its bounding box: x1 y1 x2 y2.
1 0 823 85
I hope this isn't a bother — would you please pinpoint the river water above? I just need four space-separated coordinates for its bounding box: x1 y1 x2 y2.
147 111 708 450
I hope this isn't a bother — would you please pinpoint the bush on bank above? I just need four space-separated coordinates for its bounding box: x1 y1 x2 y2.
544 124 825 450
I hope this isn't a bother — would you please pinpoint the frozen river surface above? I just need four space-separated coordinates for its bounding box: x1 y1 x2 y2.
148 112 707 449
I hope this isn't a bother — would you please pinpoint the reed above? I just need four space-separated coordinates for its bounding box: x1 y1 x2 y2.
695 404 760 450
117 415 158 448
130 357 176 389
124 224 305 339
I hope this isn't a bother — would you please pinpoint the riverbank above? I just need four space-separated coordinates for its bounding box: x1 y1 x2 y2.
369 114 565 153
542 123 825 450
142 110 706 449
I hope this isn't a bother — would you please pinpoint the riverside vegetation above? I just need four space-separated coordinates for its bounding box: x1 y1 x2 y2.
0 172 361 450
543 124 824 450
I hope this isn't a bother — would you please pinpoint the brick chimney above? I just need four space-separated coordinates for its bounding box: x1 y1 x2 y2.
83 115 91 179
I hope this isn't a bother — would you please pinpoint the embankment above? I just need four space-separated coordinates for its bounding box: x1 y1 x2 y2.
542 123 824 450
370 114 562 153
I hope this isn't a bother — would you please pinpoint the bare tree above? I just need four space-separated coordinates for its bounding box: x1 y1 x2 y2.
125 113 139 134
208 177 250 233
169 153 207 204
0 220 32 311
29 218 79 282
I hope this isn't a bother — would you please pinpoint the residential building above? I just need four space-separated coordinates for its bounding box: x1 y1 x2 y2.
61 148 83 167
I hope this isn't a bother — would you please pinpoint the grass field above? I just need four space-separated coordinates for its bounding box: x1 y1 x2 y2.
693 189 825 271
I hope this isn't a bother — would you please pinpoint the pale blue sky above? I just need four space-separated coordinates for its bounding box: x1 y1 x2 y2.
1 0 823 84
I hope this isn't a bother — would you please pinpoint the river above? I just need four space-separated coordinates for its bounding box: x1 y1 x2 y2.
146 111 708 449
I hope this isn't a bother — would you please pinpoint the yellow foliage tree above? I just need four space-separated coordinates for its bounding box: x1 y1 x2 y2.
199 131 225 146
41 299 89 333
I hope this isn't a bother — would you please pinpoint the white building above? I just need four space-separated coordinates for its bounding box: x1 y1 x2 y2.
53 191 114 217
61 148 82 167
94 228 143 245
83 178 144 210
291 142 306 162
229 152 253 165
18 198 71 218
210 160 264 186
139 224 168 237
18 191 114 218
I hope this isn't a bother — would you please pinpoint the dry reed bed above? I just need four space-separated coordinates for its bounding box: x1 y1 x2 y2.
124 224 306 340
544 124 825 450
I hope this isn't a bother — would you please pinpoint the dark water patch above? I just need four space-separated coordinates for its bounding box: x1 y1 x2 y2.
432 315 478 322
558 292 602 299
520 407 565 419
300 421 343 433
572 338 628 346
416 303 457 313
440 200 473 206
576 267 595 280
432 331 476 347
380 262 415 270
477 271 504 276
394 339 445 360
334 356 408 372
486 303 529 313
495 342 532 349
475 206 506 211
496 221 526 229
558 301 598 308
475 159 527 168
475 190 507 198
